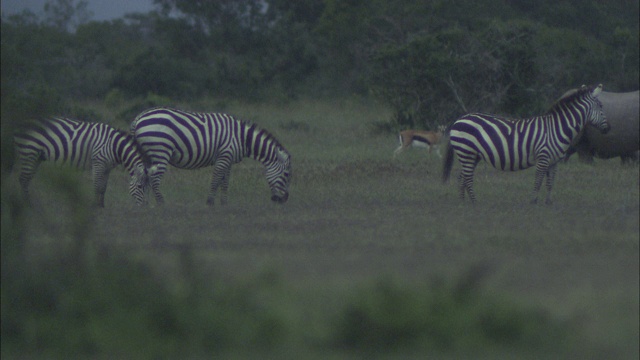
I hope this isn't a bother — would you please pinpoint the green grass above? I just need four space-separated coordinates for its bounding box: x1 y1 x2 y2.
2 98 639 358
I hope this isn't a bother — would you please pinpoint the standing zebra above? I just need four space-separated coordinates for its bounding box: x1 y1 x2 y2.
443 84 610 204
14 117 149 207
130 107 291 205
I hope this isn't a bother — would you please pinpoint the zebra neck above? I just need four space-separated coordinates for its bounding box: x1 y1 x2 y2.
549 104 585 134
112 134 140 173
244 124 276 164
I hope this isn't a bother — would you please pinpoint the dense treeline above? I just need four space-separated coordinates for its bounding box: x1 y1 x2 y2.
1 0 638 128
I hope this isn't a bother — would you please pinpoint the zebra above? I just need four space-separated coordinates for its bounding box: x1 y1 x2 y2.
442 84 610 204
14 117 149 207
130 107 292 205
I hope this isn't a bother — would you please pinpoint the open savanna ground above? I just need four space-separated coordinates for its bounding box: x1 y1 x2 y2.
3 99 639 359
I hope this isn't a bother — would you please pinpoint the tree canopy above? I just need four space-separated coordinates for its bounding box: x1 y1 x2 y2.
2 0 638 128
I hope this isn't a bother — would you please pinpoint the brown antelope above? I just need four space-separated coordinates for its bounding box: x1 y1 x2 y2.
394 125 446 158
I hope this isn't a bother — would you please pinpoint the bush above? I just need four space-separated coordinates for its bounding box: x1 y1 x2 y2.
334 267 570 353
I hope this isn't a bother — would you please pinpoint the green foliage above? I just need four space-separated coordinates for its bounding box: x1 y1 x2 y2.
104 88 125 108
1 181 289 357
113 47 208 99
2 0 637 108
370 19 563 129
335 270 568 352
114 92 176 124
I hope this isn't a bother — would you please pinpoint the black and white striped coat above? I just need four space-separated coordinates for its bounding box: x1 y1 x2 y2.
443 84 610 204
130 107 291 205
14 117 148 207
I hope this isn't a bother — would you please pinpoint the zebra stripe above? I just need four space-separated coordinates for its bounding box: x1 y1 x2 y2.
14 117 149 207
130 107 292 205
443 84 610 204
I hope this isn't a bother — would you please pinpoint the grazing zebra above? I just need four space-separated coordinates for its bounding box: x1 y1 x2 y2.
130 107 292 205
394 125 447 158
14 117 149 207
443 84 610 204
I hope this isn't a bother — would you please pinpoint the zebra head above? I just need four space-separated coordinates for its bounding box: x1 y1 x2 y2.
129 164 149 206
585 84 610 134
266 147 291 203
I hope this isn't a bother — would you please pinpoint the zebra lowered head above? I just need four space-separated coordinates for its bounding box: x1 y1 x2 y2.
266 147 291 203
123 133 150 205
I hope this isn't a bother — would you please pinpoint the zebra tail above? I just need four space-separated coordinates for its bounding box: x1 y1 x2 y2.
442 140 455 183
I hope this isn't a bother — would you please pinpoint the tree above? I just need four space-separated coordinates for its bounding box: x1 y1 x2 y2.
44 0 93 32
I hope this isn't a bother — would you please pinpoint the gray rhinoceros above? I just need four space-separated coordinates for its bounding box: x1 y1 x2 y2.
566 90 639 163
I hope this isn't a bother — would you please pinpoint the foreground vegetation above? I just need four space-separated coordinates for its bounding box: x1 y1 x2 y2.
2 99 638 358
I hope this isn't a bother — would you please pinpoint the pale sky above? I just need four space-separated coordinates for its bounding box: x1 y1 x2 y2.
1 0 155 21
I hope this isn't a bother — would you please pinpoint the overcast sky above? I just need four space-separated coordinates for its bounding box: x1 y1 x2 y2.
1 0 155 21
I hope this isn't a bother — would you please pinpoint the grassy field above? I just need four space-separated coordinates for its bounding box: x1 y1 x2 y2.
3 98 639 358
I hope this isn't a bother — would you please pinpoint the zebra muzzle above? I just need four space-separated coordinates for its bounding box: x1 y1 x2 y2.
271 193 289 203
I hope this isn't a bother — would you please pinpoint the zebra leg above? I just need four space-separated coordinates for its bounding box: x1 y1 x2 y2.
457 172 466 201
531 161 549 204
17 154 41 205
544 164 558 205
149 163 167 205
207 160 232 206
458 156 479 204
93 164 110 208
219 170 231 205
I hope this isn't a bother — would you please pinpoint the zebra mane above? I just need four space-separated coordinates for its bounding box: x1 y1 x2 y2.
244 120 288 154
546 85 593 113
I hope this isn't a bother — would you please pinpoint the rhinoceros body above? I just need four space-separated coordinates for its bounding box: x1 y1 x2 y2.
568 90 639 163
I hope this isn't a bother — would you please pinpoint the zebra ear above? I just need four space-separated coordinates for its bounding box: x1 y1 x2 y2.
591 84 603 98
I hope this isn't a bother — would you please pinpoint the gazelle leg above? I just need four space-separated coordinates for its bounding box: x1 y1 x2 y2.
393 145 405 158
